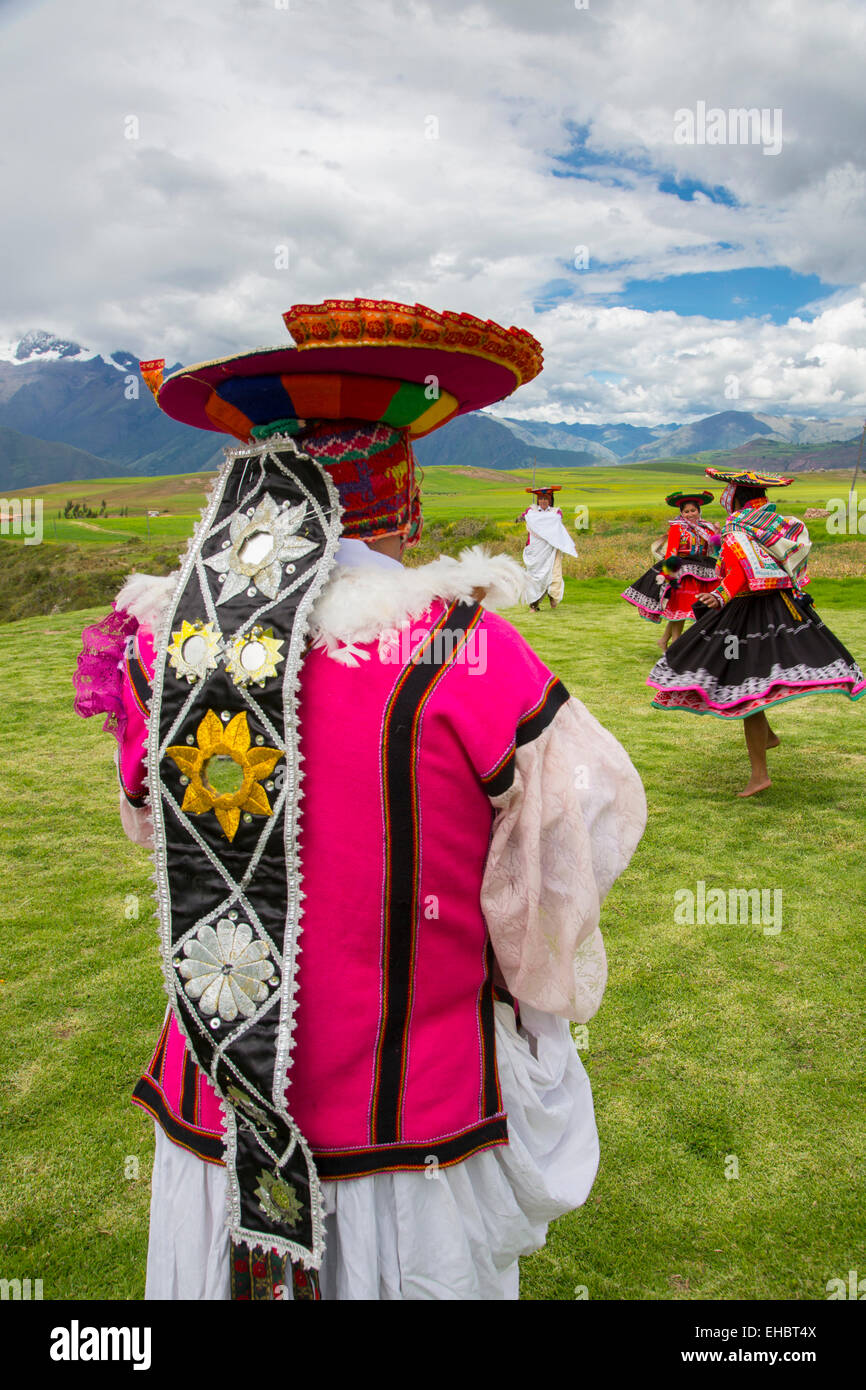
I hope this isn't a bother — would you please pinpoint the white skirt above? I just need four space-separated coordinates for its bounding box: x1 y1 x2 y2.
144 1002 599 1301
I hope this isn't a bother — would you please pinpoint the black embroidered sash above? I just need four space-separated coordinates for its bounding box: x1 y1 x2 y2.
147 437 342 1279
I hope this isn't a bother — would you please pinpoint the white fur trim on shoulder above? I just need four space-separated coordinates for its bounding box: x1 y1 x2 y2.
115 572 179 634
308 545 527 653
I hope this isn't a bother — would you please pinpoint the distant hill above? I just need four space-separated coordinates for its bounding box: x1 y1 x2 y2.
624 410 863 462
718 435 865 473
414 412 599 471
0 426 125 492
495 416 670 462
624 409 774 459
687 433 865 476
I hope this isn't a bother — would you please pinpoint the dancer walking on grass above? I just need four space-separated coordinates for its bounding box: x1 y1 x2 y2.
517 486 577 611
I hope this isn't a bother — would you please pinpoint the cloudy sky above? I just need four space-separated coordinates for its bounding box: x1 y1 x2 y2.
2 0 865 424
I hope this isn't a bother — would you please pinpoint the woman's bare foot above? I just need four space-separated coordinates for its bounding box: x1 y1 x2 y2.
742 712 771 797
657 636 668 652
737 776 771 798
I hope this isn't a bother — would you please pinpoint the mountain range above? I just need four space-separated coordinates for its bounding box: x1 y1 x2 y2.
0 331 862 492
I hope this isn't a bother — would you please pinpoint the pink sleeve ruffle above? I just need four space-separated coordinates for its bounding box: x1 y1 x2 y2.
73 605 140 746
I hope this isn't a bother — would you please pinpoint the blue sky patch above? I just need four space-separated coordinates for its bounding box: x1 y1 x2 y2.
614 267 842 322
657 175 738 207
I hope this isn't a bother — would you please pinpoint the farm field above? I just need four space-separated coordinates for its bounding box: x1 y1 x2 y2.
3 461 861 540
2 463 864 626
0 579 864 1300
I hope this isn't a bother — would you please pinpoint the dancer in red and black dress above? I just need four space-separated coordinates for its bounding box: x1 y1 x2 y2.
647 468 865 797
621 491 721 650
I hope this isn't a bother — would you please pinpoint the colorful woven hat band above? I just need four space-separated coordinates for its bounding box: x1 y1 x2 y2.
294 420 422 546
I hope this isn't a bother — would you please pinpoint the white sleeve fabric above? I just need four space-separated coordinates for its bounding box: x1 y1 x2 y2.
480 696 647 1021
118 789 154 848
114 747 154 848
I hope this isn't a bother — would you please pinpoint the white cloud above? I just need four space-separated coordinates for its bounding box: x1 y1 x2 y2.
497 289 866 424
0 0 863 422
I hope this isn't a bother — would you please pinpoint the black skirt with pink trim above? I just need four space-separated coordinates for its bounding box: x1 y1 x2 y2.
621 558 718 623
647 589 866 719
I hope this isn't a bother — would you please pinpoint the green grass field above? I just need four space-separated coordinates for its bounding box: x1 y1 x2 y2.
1 576 864 1300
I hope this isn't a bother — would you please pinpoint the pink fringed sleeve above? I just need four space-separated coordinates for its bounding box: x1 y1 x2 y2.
73 606 139 743
74 608 156 847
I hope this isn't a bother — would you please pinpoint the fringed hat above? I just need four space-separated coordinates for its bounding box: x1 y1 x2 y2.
525 485 561 497
706 466 795 515
665 490 713 508
142 298 543 545
142 298 543 442
704 467 793 487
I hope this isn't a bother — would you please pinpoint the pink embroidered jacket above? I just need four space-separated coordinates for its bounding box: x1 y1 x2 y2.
102 553 646 1177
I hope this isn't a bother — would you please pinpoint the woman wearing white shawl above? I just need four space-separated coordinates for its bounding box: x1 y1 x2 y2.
518 487 578 610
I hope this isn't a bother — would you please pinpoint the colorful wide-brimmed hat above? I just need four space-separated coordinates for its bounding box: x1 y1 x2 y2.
142 299 543 443
142 299 543 546
705 467 793 487
525 485 562 495
665 490 713 507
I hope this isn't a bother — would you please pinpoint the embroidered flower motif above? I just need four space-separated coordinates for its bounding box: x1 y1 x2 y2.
255 1169 304 1229
204 494 318 605
166 709 282 841
178 920 273 1021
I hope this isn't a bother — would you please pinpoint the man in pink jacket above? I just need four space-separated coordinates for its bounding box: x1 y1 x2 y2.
75 298 646 1300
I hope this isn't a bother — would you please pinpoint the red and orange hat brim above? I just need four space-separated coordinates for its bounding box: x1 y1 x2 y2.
525 485 562 494
705 466 793 487
145 299 543 443
666 490 713 507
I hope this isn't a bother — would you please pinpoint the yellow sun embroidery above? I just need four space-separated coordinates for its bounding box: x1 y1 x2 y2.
166 710 282 842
